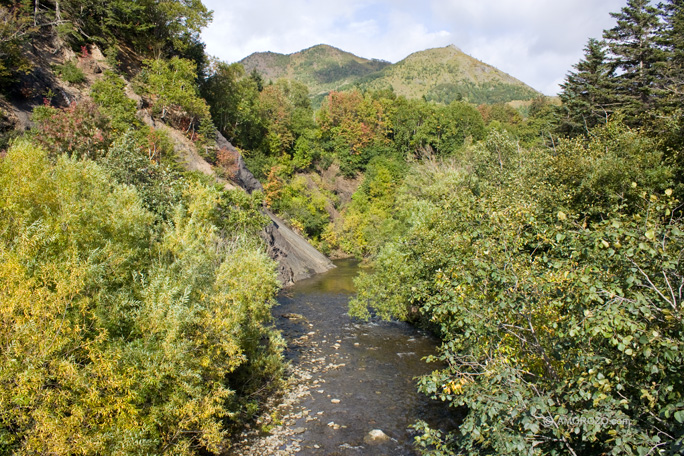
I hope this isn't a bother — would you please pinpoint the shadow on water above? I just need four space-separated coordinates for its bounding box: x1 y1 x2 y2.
272 259 457 455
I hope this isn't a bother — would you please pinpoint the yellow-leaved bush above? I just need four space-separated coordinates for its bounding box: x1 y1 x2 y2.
0 140 282 455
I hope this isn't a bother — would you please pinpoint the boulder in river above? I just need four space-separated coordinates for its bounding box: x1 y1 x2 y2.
364 429 390 443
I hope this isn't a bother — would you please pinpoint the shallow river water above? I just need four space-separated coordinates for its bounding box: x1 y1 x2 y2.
229 259 455 456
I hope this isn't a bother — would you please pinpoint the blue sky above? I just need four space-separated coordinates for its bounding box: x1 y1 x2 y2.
201 0 626 95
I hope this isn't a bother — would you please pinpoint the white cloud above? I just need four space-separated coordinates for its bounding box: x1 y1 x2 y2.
201 0 628 95
201 0 370 61
428 0 626 94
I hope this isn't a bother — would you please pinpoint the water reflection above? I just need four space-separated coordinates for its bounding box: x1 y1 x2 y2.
282 258 359 295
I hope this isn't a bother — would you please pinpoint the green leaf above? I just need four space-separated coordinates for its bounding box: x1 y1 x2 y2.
675 411 684 424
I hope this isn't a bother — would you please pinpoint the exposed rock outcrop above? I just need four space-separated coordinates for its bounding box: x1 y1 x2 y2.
261 209 334 286
215 132 263 193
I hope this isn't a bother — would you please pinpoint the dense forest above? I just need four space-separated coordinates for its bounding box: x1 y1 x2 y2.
0 0 683 454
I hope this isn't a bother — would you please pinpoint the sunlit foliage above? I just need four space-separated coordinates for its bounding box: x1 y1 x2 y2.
351 122 684 455
135 57 214 142
0 140 280 455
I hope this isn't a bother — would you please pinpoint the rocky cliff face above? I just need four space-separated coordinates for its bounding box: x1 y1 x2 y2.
215 132 263 193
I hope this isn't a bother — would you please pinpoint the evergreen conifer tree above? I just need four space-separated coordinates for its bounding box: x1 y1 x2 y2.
658 0 684 110
558 38 615 135
603 0 662 119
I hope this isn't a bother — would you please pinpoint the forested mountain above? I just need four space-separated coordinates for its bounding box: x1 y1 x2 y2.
240 44 540 106
349 45 540 105
240 44 390 102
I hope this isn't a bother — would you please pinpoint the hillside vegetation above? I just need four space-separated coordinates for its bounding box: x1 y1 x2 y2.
0 2 283 454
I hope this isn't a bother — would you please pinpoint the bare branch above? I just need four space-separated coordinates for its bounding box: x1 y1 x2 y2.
629 259 676 313
662 271 679 313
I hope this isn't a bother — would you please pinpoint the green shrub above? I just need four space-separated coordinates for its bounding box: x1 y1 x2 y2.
548 119 672 220
268 172 331 240
90 71 139 133
135 57 214 142
337 156 406 257
101 133 182 220
55 60 86 83
103 45 119 68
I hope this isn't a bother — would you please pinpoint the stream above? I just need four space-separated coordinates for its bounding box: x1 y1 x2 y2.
229 259 455 455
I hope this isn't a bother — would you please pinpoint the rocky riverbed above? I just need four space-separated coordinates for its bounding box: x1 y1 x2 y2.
226 260 456 456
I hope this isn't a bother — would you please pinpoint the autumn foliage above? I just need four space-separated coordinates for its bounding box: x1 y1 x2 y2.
32 99 111 159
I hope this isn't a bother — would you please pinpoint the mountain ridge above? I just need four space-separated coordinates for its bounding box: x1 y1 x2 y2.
240 44 540 106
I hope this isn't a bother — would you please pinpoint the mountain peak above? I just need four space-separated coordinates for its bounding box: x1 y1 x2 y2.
300 43 345 53
240 45 391 99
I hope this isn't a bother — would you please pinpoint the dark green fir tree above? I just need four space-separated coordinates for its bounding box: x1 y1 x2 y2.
603 0 662 120
658 0 684 110
558 38 615 135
